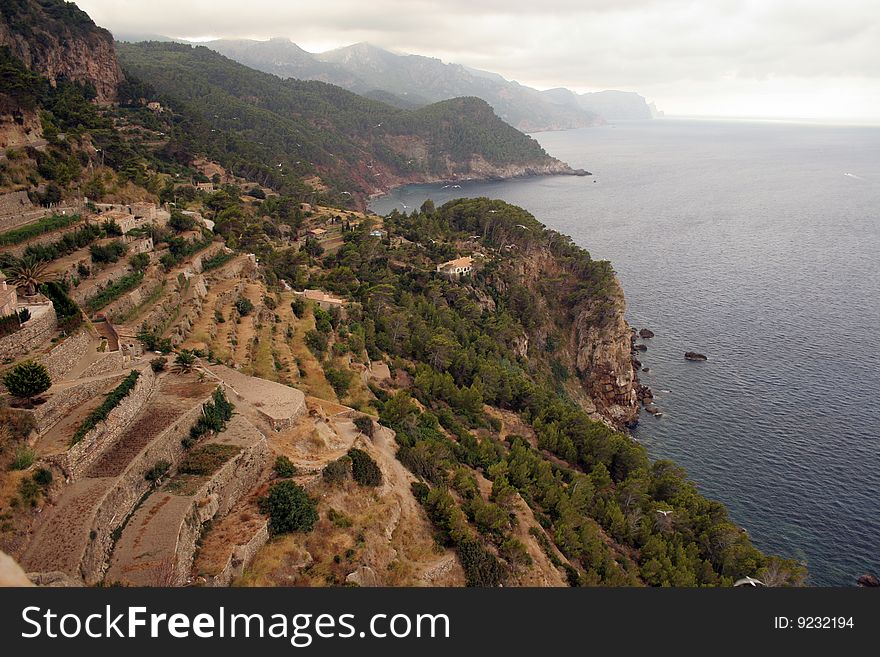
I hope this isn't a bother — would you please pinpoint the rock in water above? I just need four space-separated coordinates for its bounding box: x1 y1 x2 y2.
639 328 655 339
633 343 647 352
684 351 708 361
857 574 880 587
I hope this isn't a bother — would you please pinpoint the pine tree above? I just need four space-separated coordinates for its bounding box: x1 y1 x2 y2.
3 360 51 406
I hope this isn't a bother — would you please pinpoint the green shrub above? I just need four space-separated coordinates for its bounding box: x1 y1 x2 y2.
456 537 504 587
129 253 150 272
290 297 306 318
150 356 167 372
10 444 36 470
353 415 374 438
202 251 234 271
0 214 80 246
33 467 53 487
322 457 350 485
327 508 353 528
304 330 327 356
3 361 51 405
0 312 23 338
410 481 430 503
174 349 196 372
235 297 254 316
259 480 318 535
274 455 297 478
71 370 140 444
178 444 240 475
40 281 82 332
85 271 143 312
313 307 333 333
348 448 382 487
186 388 234 444
168 210 196 233
145 460 170 481
323 365 352 398
138 329 173 353
89 240 128 264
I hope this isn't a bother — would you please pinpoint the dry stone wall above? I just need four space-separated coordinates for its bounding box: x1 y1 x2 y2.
0 303 56 361
170 422 270 585
49 366 155 482
80 390 217 584
203 521 269 587
39 328 91 380
77 351 127 378
31 373 125 436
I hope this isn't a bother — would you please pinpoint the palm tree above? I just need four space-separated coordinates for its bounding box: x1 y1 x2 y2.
174 349 197 373
6 256 52 297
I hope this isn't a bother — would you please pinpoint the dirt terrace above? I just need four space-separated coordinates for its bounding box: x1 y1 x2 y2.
105 414 268 586
21 373 215 580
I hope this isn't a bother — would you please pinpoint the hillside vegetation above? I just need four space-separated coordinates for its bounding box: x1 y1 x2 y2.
116 42 570 206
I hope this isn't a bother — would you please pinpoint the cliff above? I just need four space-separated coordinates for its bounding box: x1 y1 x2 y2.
0 0 123 103
493 236 638 428
573 283 639 426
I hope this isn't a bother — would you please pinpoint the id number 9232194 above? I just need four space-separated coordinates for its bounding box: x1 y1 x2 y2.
774 617 854 629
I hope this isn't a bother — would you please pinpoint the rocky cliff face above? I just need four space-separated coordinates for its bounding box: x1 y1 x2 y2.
0 0 123 103
500 244 638 428
573 287 639 427
355 139 585 205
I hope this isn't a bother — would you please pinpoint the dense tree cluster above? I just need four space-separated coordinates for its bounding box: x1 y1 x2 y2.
290 198 806 587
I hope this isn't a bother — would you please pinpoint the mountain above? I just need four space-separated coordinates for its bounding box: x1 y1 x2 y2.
200 37 363 90
0 0 122 103
202 39 605 132
0 1 805 592
541 88 654 120
116 42 583 204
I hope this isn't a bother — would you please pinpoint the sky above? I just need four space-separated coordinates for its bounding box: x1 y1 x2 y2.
76 0 880 121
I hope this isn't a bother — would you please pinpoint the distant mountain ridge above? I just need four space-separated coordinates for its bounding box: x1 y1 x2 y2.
117 42 583 204
196 38 657 131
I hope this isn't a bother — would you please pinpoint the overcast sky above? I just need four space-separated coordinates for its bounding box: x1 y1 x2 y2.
77 0 880 121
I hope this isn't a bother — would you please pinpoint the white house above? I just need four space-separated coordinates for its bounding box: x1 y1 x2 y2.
436 256 474 279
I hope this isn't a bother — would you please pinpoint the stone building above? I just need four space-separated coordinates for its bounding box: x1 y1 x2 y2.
0 270 18 316
436 256 474 279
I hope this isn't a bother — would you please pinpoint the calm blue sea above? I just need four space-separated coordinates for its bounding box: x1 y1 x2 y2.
370 118 880 586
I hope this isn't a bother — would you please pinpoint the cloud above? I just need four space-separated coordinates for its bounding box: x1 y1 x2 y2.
75 0 880 119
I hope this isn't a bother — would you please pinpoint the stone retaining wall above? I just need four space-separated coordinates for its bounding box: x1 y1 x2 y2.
80 390 217 584
170 422 270 585
39 328 91 380
50 366 155 482
31 374 126 437
78 351 127 379
0 302 56 361
203 521 269 587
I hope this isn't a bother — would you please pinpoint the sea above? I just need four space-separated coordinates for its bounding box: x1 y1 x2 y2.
369 118 880 586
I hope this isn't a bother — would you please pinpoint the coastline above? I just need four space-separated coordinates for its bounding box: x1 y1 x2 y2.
363 163 590 205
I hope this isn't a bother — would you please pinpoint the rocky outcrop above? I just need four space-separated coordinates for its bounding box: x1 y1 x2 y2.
0 0 123 103
573 285 639 427
857 574 879 587
685 351 708 361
